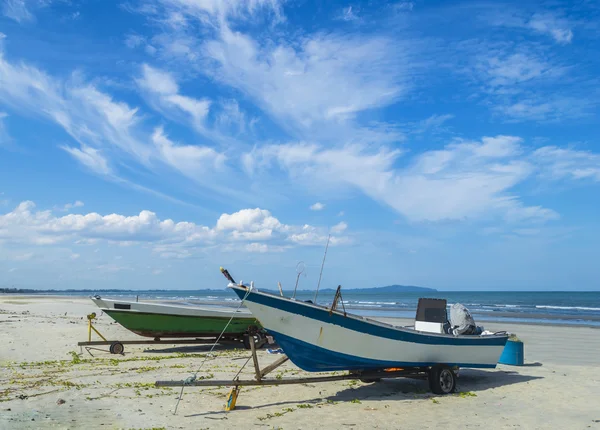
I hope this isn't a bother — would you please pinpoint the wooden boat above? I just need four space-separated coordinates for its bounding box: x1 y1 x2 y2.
91 296 262 340
226 282 509 373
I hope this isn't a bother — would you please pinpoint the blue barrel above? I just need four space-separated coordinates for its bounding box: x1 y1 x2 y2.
498 339 524 365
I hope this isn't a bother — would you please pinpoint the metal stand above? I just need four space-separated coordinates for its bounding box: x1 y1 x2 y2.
77 312 245 356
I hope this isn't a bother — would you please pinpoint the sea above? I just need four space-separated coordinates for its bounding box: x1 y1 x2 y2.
30 289 600 327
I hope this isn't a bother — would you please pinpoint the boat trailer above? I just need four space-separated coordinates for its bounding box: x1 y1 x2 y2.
77 312 267 356
155 336 460 411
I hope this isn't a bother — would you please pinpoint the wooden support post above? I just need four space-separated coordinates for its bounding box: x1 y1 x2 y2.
249 335 261 381
260 355 289 379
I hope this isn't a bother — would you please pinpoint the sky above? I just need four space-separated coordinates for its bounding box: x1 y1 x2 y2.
0 0 599 291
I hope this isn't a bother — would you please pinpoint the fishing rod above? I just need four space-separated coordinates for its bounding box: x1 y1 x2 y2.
313 234 331 303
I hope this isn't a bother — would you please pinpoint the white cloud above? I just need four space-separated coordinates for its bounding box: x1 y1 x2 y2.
214 99 249 134
0 49 232 205
289 225 351 246
337 6 359 22
217 208 284 232
142 3 413 144
487 10 573 45
0 201 349 253
125 34 146 49
137 64 211 127
532 146 600 182
0 50 153 171
151 126 226 181
2 0 34 23
528 13 573 44
61 201 84 212
202 28 410 137
331 221 347 233
462 42 590 122
154 0 284 25
482 53 558 87
61 145 112 175
244 136 562 223
244 242 269 253
310 202 325 211
70 253 80 260
494 97 593 122
413 114 454 134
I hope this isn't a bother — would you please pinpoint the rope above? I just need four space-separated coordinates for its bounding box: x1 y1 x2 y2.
173 286 253 415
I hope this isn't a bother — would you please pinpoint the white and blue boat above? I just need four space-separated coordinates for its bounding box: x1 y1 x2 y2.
227 281 509 374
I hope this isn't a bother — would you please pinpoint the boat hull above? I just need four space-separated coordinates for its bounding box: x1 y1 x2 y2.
92 298 261 338
230 285 508 371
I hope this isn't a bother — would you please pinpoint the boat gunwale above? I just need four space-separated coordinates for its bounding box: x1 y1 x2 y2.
91 296 252 316
101 308 259 322
228 283 508 341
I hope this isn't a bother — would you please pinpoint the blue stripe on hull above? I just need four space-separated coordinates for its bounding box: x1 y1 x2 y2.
231 287 508 347
270 330 498 372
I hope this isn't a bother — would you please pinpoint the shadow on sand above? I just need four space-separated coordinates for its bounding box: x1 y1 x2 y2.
183 368 543 417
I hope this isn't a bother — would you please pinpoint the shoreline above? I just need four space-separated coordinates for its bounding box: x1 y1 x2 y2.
3 293 599 328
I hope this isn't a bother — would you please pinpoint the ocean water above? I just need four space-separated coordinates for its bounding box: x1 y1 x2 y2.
39 288 600 327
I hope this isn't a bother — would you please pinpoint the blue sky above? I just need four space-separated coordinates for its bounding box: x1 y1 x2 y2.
0 0 599 291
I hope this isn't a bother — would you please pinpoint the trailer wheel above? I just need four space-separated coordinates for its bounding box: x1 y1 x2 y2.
109 342 124 355
242 332 267 350
428 365 456 394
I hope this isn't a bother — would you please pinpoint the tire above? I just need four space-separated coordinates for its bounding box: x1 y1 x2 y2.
243 331 267 350
109 342 124 355
428 365 456 394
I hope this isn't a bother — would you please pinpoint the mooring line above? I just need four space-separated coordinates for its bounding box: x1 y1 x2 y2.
173 286 253 415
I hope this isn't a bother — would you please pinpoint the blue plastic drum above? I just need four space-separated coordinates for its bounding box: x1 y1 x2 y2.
498 339 524 365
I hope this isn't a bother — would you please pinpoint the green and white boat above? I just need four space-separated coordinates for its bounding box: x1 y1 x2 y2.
91 296 262 341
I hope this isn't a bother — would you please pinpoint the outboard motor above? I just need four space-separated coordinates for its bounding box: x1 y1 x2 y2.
449 303 482 336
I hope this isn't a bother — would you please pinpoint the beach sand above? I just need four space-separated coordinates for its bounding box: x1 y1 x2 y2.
1 296 599 429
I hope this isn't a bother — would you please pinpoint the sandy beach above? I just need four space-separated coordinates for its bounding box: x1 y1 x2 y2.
1 296 599 430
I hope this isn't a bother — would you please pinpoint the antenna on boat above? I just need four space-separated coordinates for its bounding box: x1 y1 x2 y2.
314 234 331 303
292 261 306 299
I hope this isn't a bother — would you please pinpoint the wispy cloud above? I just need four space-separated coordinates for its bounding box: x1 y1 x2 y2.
336 6 359 22
412 114 454 134
487 10 574 44
0 111 11 146
243 135 568 223
528 13 573 44
532 146 600 182
61 145 112 175
137 64 211 129
310 202 325 211
459 40 594 122
2 0 34 23
137 2 416 145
